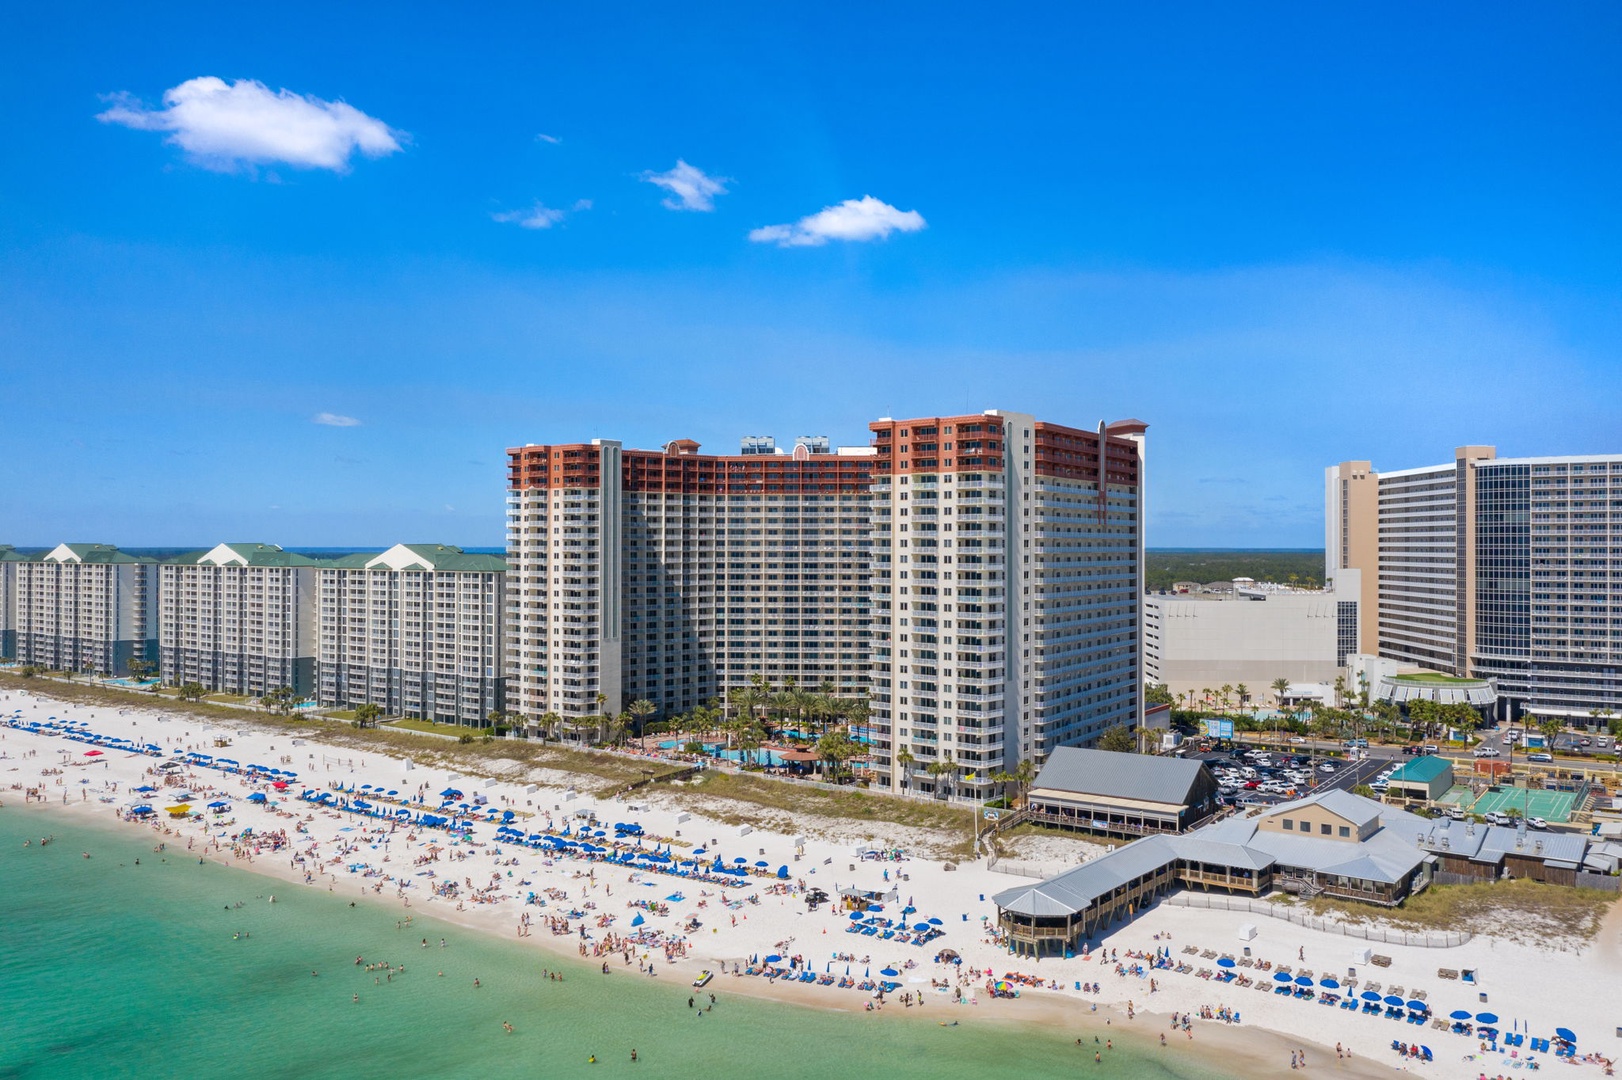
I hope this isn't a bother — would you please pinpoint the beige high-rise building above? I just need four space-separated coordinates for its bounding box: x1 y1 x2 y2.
13 543 159 676
159 543 322 697
317 544 508 724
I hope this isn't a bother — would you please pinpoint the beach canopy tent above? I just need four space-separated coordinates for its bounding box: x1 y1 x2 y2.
247 792 267 802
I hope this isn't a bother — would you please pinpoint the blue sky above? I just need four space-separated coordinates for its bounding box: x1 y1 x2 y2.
2 2 1620 547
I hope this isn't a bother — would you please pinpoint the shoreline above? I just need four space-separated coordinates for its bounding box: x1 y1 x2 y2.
7 686 1614 1080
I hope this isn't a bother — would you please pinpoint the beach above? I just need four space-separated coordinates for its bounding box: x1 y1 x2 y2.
3 685 1615 1080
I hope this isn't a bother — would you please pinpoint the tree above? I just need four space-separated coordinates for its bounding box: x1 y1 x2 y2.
736 721 764 768
1145 682 1175 707
1219 684 1234 712
353 702 383 729
815 729 860 782
1537 715 1564 748
487 709 505 736
126 657 155 682
925 750 957 800
1235 683 1250 710
539 711 562 741
260 686 297 716
1098 725 1138 754
894 745 916 789
627 698 656 738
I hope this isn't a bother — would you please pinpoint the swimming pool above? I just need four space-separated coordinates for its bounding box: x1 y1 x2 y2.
654 741 790 768
105 677 161 688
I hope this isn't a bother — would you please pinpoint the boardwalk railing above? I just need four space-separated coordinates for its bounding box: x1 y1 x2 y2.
1166 893 1472 948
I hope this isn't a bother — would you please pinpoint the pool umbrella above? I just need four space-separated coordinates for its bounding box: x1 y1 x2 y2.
1449 1010 1472 1021
1274 972 1293 983
1319 977 1339 989
1555 1028 1577 1043
1216 958 1236 968
1296 976 1314 987
880 967 899 977
1475 1013 1498 1025
1383 995 1403 1007
1361 991 1382 1001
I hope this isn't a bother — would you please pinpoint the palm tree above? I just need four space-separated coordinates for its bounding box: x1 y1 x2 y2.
926 750 957 801
1219 684 1234 712
1235 683 1250 711
894 745 916 789
1011 758 1037 805
627 698 656 739
736 721 764 768
539 711 562 741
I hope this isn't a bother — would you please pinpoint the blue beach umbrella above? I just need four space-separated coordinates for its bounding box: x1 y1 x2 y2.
1476 1013 1498 1025
631 914 645 926
1361 990 1382 1001
1383 995 1403 1007
927 917 943 925
1555 1028 1577 1043
247 793 267 803
1273 972 1292 983
1450 1010 1473 1021
1296 976 1314 987
1216 958 1236 968
765 955 782 964
849 912 864 920
880 967 899 977
1319 978 1339 989
1406 1000 1426 1012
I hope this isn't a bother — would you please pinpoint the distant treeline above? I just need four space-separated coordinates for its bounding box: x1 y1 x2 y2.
1145 549 1325 592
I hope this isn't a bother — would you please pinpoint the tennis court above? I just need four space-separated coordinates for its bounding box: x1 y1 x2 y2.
1467 786 1577 823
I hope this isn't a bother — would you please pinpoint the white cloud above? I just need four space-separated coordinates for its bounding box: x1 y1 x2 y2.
313 412 362 427
535 133 561 144
749 195 926 247
571 198 593 211
97 77 403 172
642 159 729 212
492 203 568 230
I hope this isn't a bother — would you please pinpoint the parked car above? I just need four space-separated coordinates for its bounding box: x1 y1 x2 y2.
1447 806 1466 820
1288 736 1307 744
1527 752 1553 763
1527 817 1549 830
1318 762 1338 773
1420 745 1440 755
1483 811 1512 826
1344 738 1369 748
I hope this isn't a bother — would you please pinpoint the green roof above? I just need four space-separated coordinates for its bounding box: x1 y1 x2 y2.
398 544 508 572
325 551 384 569
1392 672 1480 686
0 545 25 563
36 543 155 565
1390 756 1453 784
165 543 327 568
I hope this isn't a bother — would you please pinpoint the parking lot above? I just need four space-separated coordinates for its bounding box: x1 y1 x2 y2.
1187 746 1370 808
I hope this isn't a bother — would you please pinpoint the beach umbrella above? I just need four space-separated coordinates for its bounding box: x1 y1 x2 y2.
1383 995 1403 1007
247 792 267 802
1319 978 1339 989
1449 1010 1473 1021
84 749 103 756
1406 1000 1427 1012
1361 990 1382 1001
272 781 288 790
765 955 782 964
631 914 645 927
1476 1013 1498 1025
880 967 899 977
755 860 769 867
733 857 746 864
1216 958 1236 969
208 800 229 808
777 866 789 879
914 923 929 932
134 785 157 793
1296 976 1314 987
927 917 942 925
1274 972 1293 983
1555 1028 1577 1043
849 912 864 921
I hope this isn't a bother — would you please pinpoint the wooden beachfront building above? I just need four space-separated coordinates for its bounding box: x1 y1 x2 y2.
1021 747 1222 840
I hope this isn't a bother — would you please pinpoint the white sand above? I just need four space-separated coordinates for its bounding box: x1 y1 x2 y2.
4 686 1616 1080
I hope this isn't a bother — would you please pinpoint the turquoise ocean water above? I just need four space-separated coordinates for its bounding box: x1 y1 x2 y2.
0 809 1237 1080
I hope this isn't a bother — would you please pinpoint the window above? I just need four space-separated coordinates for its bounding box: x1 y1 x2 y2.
1320 823 1332 836
1282 819 1294 831
1338 826 1350 838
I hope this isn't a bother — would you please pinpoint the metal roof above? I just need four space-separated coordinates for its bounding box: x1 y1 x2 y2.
991 835 1184 917
1388 756 1453 784
1029 747 1211 808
